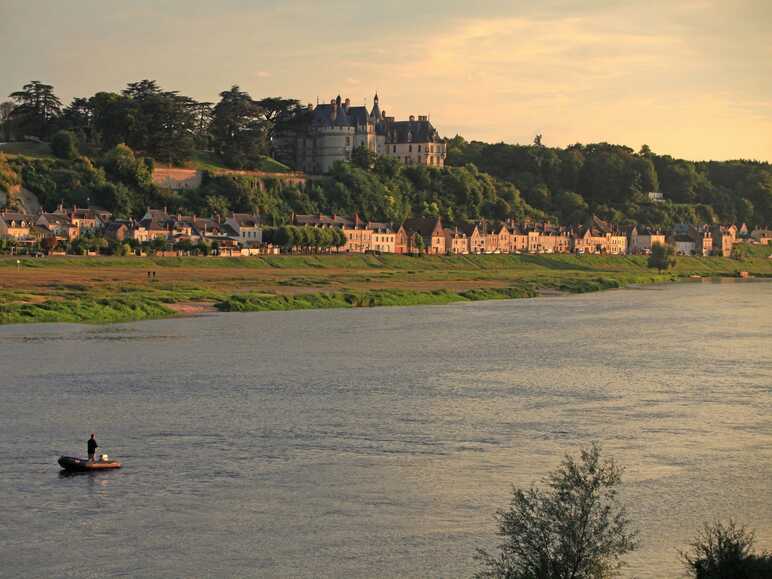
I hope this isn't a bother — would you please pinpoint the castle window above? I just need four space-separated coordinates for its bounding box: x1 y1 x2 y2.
418 145 421 152
409 145 412 153
345 136 351 145
393 145 396 153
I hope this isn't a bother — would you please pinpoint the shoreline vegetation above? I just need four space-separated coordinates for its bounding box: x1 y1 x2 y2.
1 253 770 325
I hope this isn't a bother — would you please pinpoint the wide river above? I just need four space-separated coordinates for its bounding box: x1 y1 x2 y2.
0 280 770 578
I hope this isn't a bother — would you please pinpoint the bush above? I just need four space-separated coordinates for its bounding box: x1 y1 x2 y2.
50 130 79 160
475 443 638 579
682 520 772 579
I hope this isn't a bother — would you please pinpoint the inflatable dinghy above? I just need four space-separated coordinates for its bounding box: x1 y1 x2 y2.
58 455 122 472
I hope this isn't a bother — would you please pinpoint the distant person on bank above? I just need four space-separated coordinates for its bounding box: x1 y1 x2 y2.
87 433 98 462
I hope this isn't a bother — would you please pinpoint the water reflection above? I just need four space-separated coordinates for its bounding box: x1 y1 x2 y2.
0 280 769 578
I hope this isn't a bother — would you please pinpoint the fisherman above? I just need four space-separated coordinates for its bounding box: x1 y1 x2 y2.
87 433 98 462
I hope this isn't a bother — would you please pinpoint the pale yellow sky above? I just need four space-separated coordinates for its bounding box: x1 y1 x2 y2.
1 0 770 161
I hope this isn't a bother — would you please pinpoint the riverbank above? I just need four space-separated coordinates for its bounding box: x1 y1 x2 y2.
1 253 770 325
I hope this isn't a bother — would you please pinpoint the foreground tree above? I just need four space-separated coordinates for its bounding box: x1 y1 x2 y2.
475 444 638 579
647 242 676 273
682 521 772 579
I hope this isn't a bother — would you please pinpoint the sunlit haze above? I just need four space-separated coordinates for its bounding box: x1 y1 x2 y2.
1 0 770 161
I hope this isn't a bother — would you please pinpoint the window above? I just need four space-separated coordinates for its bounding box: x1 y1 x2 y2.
408 145 412 153
393 145 397 153
418 145 421 152
345 136 351 145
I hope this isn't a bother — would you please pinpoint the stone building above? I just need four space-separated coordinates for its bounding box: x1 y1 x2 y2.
276 94 446 174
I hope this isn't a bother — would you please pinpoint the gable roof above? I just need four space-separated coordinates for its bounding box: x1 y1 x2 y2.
402 217 443 238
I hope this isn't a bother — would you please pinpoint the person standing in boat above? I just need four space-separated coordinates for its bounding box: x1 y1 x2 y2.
87 433 98 462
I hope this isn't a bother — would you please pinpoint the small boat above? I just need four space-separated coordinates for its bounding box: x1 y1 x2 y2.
58 455 122 472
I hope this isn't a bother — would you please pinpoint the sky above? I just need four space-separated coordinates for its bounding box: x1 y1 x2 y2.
1 0 770 162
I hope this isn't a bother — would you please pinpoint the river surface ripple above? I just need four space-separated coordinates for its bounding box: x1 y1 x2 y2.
0 279 770 578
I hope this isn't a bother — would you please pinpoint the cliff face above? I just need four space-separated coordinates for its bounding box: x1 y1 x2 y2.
0 185 41 214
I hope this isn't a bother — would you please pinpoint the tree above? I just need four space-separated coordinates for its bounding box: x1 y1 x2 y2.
475 443 638 579
413 233 425 255
210 86 267 168
351 144 376 170
681 520 772 579
50 130 79 160
8 81 62 138
255 96 303 140
0 101 15 140
648 242 676 273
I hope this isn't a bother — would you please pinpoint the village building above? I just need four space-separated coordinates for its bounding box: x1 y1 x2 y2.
572 217 627 255
62 205 111 233
0 210 34 240
368 222 396 253
711 225 736 257
750 228 772 245
672 235 696 256
225 213 262 247
401 217 446 255
36 212 78 241
629 226 666 255
276 94 446 174
507 223 529 253
688 225 714 256
103 221 131 242
444 226 471 255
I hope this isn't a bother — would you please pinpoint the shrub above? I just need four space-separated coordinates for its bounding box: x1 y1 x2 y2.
50 130 79 160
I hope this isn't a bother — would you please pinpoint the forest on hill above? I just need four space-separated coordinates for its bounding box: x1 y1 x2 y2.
1 79 770 228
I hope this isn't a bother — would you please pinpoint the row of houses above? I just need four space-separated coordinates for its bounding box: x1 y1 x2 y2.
2 206 771 257
291 214 770 257
0 206 265 255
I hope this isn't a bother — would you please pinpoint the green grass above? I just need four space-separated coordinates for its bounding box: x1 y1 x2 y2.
187 150 292 174
215 274 673 314
1 253 768 325
0 296 175 325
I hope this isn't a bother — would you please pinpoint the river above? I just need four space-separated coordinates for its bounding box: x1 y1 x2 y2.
0 279 770 578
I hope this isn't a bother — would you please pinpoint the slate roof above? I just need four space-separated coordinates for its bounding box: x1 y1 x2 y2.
229 213 261 228
402 217 443 238
385 120 442 144
0 211 34 225
294 213 354 227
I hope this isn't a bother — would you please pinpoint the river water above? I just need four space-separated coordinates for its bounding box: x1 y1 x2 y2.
0 280 770 578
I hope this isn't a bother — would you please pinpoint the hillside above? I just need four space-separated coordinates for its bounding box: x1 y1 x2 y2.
445 138 772 228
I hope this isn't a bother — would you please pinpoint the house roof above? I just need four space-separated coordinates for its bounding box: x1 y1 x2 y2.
0 211 33 225
402 217 443 238
294 213 354 227
228 213 261 228
385 119 442 144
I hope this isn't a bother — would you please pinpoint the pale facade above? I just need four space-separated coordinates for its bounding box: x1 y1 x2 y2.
629 227 666 255
225 213 262 247
0 211 33 240
278 94 446 174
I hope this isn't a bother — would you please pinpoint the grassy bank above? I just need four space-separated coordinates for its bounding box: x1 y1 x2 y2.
0 253 768 325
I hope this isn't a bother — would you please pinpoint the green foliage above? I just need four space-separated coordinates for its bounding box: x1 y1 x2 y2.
648 242 676 272
7 81 62 139
448 137 772 227
475 443 638 579
50 130 79 160
210 85 267 168
0 153 21 195
681 521 772 579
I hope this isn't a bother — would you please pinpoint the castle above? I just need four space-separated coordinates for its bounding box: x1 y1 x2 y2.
274 94 447 174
